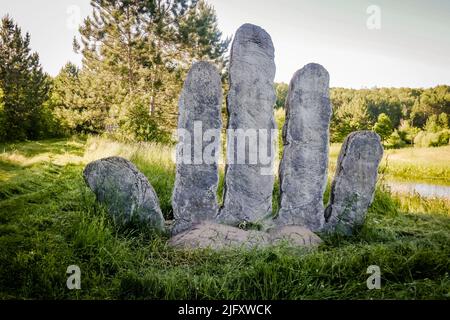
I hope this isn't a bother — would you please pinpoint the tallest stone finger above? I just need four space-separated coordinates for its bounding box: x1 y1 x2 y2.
217 24 277 226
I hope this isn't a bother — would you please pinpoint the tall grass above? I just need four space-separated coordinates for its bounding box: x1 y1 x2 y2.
83 136 176 218
0 137 449 299
329 143 450 183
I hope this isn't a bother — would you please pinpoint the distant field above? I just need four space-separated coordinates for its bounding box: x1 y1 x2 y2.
275 107 450 184
329 144 450 184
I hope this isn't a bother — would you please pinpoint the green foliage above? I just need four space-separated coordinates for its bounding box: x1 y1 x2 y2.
50 63 109 135
435 130 449 147
177 0 230 62
414 130 450 148
411 112 450 148
331 96 372 142
35 100 64 139
0 88 5 141
373 113 393 142
397 120 420 145
424 114 440 133
438 112 449 129
414 86 450 127
274 83 288 109
385 130 405 149
0 138 449 299
0 16 52 141
68 0 230 143
274 84 449 149
115 96 173 144
424 113 449 133
274 108 285 160
272 84 449 146
329 86 448 144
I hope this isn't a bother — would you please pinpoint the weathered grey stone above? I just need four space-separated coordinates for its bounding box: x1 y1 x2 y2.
323 131 384 235
277 63 332 231
269 225 322 247
217 23 277 226
83 156 165 231
172 62 222 235
169 222 270 250
169 222 321 250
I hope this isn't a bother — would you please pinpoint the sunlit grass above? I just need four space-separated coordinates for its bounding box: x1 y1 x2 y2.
380 146 450 183
0 137 86 175
329 143 450 184
0 137 449 299
393 192 450 216
276 107 450 184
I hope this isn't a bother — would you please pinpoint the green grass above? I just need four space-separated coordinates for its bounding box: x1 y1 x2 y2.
329 143 450 184
380 146 450 183
276 108 450 184
0 137 449 299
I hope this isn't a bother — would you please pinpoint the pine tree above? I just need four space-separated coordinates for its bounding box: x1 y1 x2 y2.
438 112 449 129
274 83 288 109
0 87 5 140
74 0 230 141
373 113 393 142
51 63 106 134
0 16 50 141
331 96 372 142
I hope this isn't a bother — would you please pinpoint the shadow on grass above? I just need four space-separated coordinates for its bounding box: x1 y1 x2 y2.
0 137 86 158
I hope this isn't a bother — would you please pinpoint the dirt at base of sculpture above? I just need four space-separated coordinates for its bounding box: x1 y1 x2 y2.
168 222 322 250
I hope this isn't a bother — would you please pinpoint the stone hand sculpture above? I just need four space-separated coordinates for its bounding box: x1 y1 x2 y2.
172 23 383 242
84 23 384 249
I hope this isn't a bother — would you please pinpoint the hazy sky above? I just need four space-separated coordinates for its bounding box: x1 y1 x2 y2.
1 0 449 88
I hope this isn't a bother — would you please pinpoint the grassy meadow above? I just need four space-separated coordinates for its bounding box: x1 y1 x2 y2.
275 107 450 184
0 136 449 299
329 144 450 184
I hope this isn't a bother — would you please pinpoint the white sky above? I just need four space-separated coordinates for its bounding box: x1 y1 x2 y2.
1 0 449 88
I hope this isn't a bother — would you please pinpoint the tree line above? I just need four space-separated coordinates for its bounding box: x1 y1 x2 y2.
1 0 228 143
275 83 450 148
1 1 449 149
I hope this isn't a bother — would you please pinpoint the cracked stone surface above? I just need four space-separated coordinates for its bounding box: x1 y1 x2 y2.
169 222 322 250
277 63 332 232
217 23 277 227
83 156 165 231
269 225 322 247
169 222 270 250
172 61 223 235
323 131 384 235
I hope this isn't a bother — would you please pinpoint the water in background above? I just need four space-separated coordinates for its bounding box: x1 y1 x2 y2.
386 181 450 199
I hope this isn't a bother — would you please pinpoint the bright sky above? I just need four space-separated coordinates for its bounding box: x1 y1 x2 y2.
1 0 449 88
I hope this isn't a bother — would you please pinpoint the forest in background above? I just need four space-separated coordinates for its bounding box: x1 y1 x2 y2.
1 0 449 149
0 0 229 144
275 83 450 148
